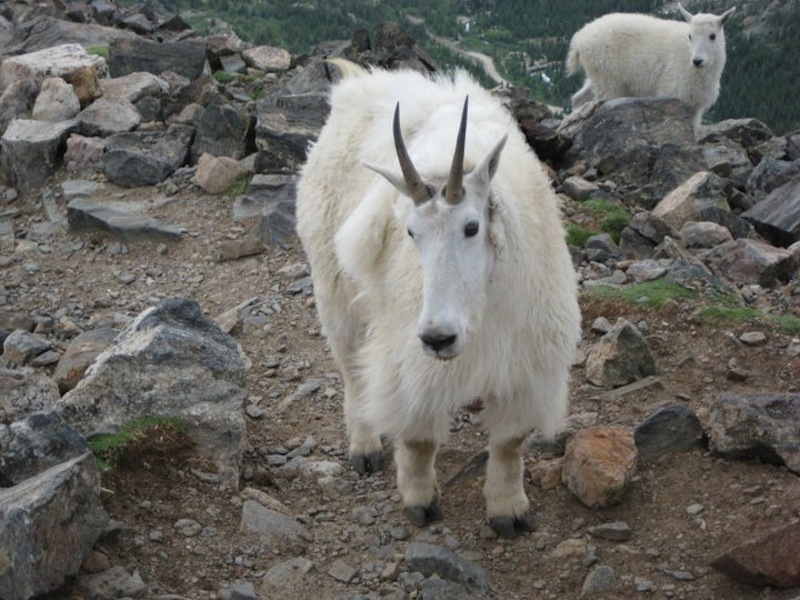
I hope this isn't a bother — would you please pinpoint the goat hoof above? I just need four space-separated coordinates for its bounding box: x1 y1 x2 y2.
350 450 384 475
488 512 538 539
404 500 443 527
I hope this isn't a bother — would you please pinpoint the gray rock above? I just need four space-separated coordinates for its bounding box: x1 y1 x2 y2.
0 411 88 486
586 318 656 388
0 368 60 423
100 71 169 104
743 177 800 247
419 577 477 599
262 557 314 588
3 16 138 55
191 103 254 163
53 327 119 393
1 118 78 192
404 542 489 594
634 404 705 462
255 92 328 172
239 500 311 546
2 329 51 366
67 198 186 241
652 171 730 232
588 521 633 541
58 298 250 484
703 238 798 287
707 393 800 474
328 559 358 583
0 80 40 135
0 453 108 600
101 124 194 187
32 77 80 122
679 221 733 248
242 45 292 72
78 565 148 599
78 96 141 137
747 157 800 197
108 37 207 80
626 259 672 283
581 565 616 596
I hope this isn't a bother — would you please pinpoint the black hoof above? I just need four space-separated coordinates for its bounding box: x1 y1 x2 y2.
350 450 384 475
404 500 443 527
488 512 538 539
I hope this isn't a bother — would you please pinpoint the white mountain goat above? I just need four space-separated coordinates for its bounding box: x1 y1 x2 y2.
567 4 736 129
296 60 581 538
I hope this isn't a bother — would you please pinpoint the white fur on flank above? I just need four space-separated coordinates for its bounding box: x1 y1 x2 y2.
567 4 736 129
295 60 581 530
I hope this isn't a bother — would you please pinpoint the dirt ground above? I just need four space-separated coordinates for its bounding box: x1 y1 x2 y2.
7 177 799 600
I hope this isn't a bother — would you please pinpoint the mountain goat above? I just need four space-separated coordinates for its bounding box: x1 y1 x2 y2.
567 4 736 129
295 60 581 538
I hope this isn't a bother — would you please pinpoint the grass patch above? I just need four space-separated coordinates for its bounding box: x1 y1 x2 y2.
213 70 238 84
85 44 109 59
565 222 594 247
699 306 800 334
227 174 251 197
582 199 631 243
88 416 186 474
583 280 697 309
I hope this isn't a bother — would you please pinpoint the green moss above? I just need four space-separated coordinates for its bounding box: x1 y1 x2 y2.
583 280 697 308
699 306 800 334
88 416 186 473
565 222 594 248
213 70 238 84
85 44 109 59
582 199 631 243
227 174 251 197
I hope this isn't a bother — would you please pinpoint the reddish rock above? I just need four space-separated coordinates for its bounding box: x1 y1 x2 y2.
711 520 800 588
562 426 637 508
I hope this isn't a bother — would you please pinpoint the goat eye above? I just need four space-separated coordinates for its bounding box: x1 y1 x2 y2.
407 227 414 239
464 221 479 237
688 34 692 41
710 33 716 40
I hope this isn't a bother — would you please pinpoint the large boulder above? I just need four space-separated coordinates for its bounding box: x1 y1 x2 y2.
107 37 207 80
1 118 78 193
743 177 800 247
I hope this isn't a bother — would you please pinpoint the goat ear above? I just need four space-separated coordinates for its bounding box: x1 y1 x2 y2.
678 3 693 22
469 135 507 189
364 161 413 198
719 6 736 25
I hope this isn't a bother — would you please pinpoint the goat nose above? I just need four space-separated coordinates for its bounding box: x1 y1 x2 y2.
693 58 703 67
420 332 457 352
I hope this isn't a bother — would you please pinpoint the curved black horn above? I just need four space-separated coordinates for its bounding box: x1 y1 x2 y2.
393 103 432 205
445 97 469 205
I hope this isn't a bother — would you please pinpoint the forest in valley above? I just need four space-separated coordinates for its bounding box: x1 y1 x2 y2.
145 0 800 134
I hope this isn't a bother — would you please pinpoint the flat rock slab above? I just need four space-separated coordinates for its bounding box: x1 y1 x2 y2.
67 197 186 241
404 542 489 594
0 43 105 89
711 520 800 587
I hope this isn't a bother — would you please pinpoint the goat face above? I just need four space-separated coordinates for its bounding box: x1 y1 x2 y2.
680 4 735 69
366 99 506 360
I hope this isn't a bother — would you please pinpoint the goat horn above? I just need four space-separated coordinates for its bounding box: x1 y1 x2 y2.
393 103 432 205
446 97 468 205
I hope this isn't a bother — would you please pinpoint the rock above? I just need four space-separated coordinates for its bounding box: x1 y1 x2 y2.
4 16 138 55
652 171 730 231
64 133 105 175
558 97 703 206
679 221 733 249
328 559 358 583
0 411 89 485
239 500 311 546
242 45 292 72
711 520 800 588
192 103 255 163
77 565 148 599
634 404 705 462
0 43 105 91
585 318 656 388
0 368 60 423
1 119 78 193
704 238 798 287
58 298 250 484
262 557 314 588
67 198 186 241
107 37 207 80
707 393 800 474
53 328 119 393
78 96 141 137
100 71 169 103
743 178 800 247
626 258 672 282
562 426 638 508
588 521 633 541
101 124 193 187
418 577 477 600
581 564 616 596
0 80 40 135
195 153 248 194
562 176 600 201
2 330 52 366
31 77 81 122
255 92 328 172
0 453 108 600
739 331 767 346
404 543 488 594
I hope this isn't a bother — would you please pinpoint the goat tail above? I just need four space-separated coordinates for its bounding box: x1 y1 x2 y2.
325 57 369 80
565 44 581 77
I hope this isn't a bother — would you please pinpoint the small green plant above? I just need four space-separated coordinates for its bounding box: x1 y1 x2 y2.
85 44 109 59
88 416 186 473
213 70 238 84
565 222 594 247
583 280 697 308
582 199 631 243
227 174 251 197
699 306 800 334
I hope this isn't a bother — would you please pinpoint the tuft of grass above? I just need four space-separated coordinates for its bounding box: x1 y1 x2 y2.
582 199 631 243
88 416 186 473
213 70 238 84
227 174 251 197
86 44 109 59
583 280 697 308
565 222 595 248
699 306 800 334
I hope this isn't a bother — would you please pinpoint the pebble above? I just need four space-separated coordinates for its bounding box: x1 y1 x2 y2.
686 503 704 516
581 564 616 596
739 331 767 346
328 559 358 583
174 518 202 537
589 521 633 541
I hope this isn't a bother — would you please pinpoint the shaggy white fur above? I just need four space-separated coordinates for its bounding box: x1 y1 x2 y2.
295 60 581 536
567 4 736 129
